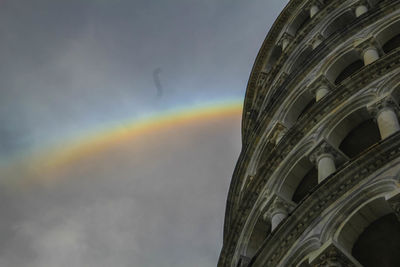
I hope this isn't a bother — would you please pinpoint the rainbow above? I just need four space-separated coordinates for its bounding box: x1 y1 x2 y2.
1 100 243 179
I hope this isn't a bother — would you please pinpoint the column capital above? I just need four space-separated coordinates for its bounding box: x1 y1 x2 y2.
307 75 334 95
354 36 382 55
367 95 400 119
263 194 295 221
354 0 370 7
305 0 324 9
308 139 348 165
309 240 362 266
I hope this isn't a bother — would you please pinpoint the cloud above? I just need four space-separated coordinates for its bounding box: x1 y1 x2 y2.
0 114 241 266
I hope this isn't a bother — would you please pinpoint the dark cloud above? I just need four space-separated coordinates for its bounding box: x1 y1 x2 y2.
0 0 285 266
0 115 241 266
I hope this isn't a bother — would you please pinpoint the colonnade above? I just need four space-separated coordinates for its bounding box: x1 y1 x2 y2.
278 1 371 53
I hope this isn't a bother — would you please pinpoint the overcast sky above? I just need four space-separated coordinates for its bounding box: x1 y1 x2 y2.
0 0 285 266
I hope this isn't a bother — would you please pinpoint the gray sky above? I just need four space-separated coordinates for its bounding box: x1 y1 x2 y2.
0 0 285 266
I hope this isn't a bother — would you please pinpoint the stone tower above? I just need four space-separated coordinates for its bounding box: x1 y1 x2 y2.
219 0 400 266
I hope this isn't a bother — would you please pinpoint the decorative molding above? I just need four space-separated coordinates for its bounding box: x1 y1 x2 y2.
307 74 334 95
263 194 296 221
354 36 383 55
308 139 348 165
270 122 288 144
309 240 362 267
367 94 400 119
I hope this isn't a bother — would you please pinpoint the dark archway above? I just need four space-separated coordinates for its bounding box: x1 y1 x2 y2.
323 11 355 38
287 9 311 36
246 217 271 258
352 213 400 267
339 119 380 158
334 59 364 85
297 98 316 120
383 33 400 54
292 166 318 203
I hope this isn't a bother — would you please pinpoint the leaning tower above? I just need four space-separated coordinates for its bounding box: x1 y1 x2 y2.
219 0 400 266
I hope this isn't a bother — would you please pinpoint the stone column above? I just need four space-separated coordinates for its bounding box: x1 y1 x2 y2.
264 195 295 231
308 75 334 102
355 3 368 18
309 140 348 183
315 85 330 102
362 46 380 65
355 37 381 65
309 240 363 267
368 96 400 139
310 5 320 18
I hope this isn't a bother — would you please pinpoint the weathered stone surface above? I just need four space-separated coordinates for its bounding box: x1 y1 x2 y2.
219 1 400 267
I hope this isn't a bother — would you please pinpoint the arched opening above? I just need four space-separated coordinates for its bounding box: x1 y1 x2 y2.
287 9 311 36
322 11 356 38
292 166 318 203
382 33 400 54
246 216 271 258
352 213 400 267
284 90 314 126
289 47 313 73
328 108 378 156
280 157 316 203
376 19 400 54
337 197 393 252
297 98 316 120
339 119 380 158
334 59 364 85
325 50 363 85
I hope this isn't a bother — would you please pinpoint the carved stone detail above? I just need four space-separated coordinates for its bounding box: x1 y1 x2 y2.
278 33 294 51
309 240 362 267
307 75 334 96
257 71 268 88
309 33 325 49
308 139 348 166
270 122 288 144
263 194 295 222
367 95 400 119
354 36 383 57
